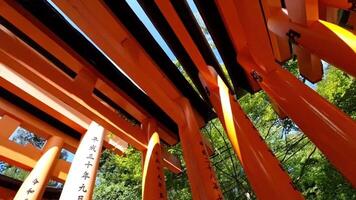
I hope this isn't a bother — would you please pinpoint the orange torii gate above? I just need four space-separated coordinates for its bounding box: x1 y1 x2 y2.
0 0 355 199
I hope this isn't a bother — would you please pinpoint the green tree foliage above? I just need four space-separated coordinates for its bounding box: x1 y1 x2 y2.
94 148 142 200
317 66 356 119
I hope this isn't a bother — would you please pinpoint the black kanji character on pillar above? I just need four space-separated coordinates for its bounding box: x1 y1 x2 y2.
89 145 96 152
86 154 94 160
84 161 93 169
32 178 39 185
82 171 90 180
78 184 87 192
92 137 98 142
26 188 35 195
78 195 84 200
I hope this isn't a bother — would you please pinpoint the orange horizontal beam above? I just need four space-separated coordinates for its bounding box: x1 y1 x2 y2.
161 149 182 174
268 11 356 77
0 0 178 145
0 28 182 172
217 0 278 73
0 99 79 153
0 75 129 155
1 97 179 175
319 0 353 9
0 26 147 150
155 0 208 74
0 118 70 182
155 0 260 95
51 0 185 125
1 62 129 155
0 62 90 135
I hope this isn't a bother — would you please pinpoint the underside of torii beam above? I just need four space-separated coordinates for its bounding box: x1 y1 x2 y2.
0 0 355 199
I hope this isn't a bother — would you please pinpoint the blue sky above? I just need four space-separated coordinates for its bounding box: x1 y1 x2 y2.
126 0 177 61
127 0 224 64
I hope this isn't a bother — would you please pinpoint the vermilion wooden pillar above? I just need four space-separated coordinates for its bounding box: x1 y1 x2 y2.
267 11 356 77
60 122 105 200
177 98 223 200
141 119 167 200
14 136 63 200
199 67 303 199
238 53 356 188
217 0 356 187
284 0 323 83
261 67 356 187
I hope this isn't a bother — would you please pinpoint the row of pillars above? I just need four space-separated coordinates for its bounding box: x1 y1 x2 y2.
3 65 356 200
5 62 356 200
2 94 223 200
4 64 356 200
5 103 216 200
8 122 104 200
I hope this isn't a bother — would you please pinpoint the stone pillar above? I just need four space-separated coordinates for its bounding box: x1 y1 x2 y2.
59 122 104 200
14 136 63 200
